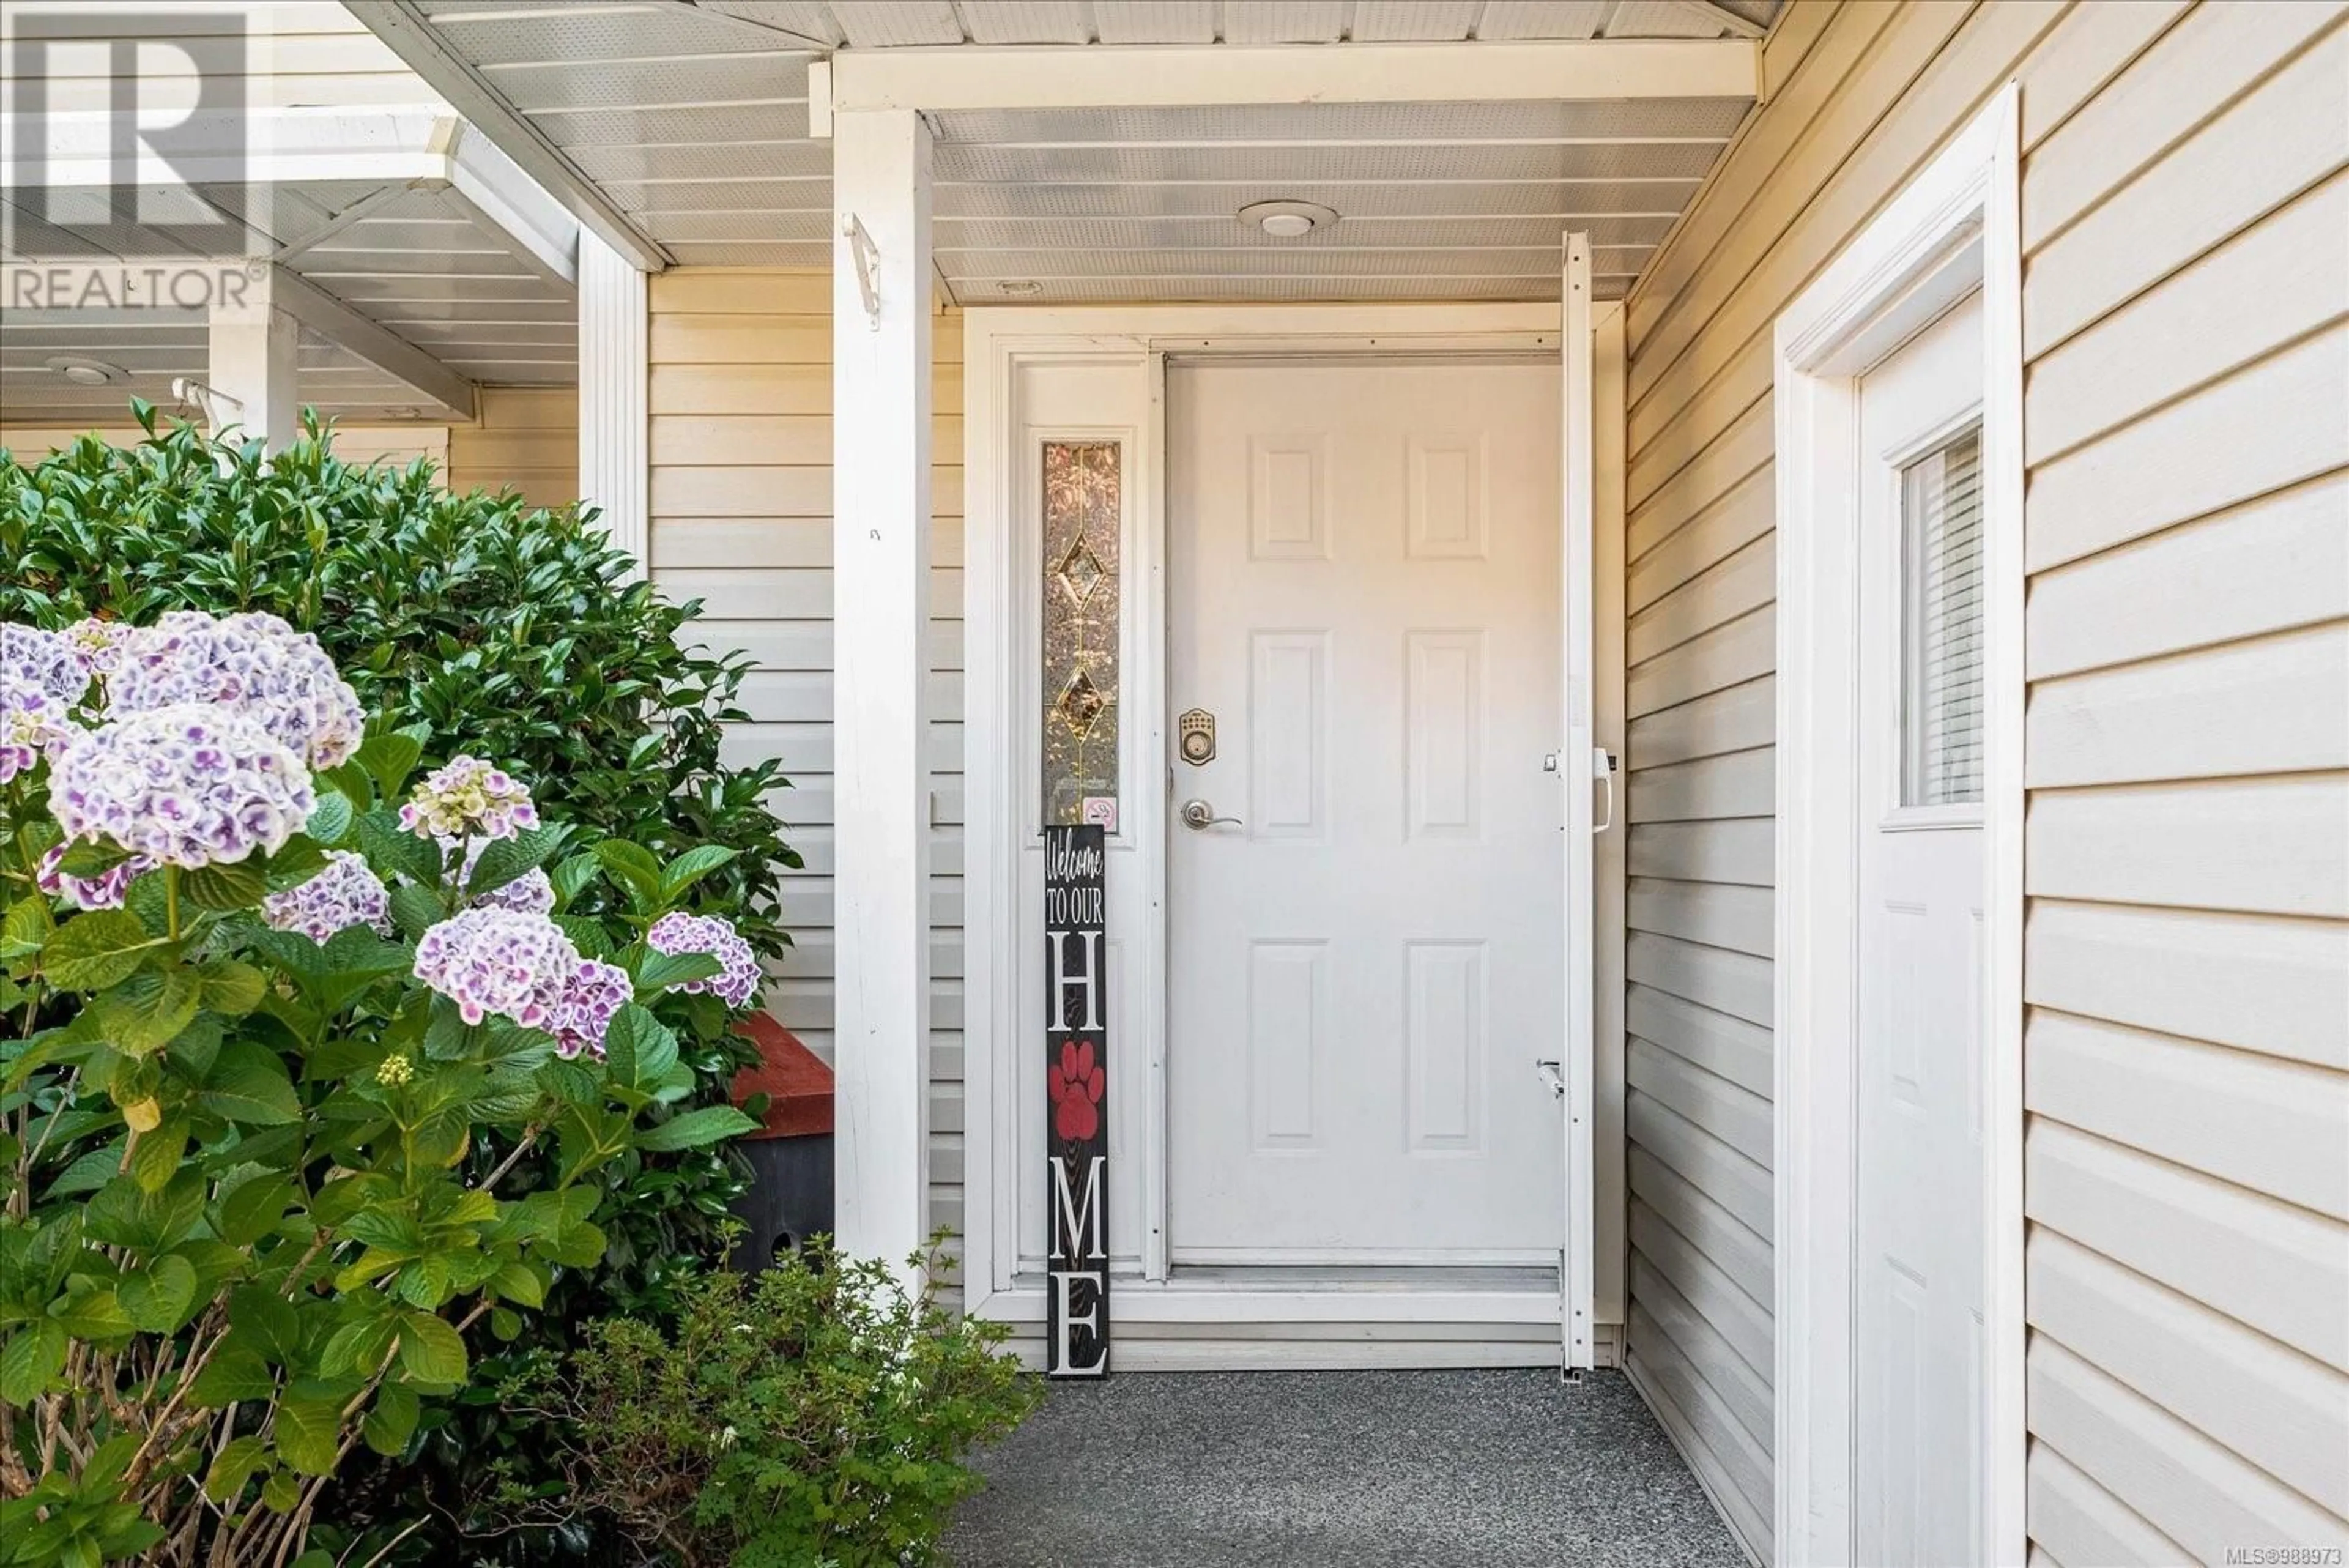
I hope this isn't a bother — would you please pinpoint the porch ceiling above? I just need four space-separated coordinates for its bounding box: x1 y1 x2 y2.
357 0 1779 303
1 114 579 423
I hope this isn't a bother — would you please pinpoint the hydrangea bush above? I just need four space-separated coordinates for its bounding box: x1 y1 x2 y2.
3 411 801 1557
0 610 762 1567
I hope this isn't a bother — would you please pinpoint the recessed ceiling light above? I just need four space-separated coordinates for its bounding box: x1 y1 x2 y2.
1239 199 1340 238
997 279 1044 296
48 355 125 386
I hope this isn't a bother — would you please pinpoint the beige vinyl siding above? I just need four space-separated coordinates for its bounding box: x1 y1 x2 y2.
645 269 968 1244
6 392 570 499
3 422 448 469
445 387 577 508
1618 1 2349 1559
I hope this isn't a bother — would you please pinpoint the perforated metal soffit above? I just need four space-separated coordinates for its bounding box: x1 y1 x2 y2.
415 0 1777 303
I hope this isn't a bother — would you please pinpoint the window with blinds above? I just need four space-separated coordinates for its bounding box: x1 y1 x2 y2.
1901 425 1984 808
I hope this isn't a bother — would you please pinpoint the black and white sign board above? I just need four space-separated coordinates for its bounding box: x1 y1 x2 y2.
1043 823 1110 1377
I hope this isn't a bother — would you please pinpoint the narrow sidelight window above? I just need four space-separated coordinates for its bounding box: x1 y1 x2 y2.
1042 440 1121 826
1901 424 1985 807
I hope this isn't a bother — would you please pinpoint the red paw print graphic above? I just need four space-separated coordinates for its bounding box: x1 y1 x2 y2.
1048 1039 1105 1143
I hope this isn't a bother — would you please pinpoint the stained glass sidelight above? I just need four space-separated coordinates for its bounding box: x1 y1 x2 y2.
1042 441 1121 826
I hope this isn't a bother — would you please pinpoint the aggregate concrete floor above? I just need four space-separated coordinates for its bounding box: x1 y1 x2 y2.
944 1369 1743 1567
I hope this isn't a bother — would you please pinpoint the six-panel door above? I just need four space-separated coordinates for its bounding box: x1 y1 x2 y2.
1165 359 1568 1268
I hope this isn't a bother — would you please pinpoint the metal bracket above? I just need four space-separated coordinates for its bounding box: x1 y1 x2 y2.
171 377 240 434
841 213 881 331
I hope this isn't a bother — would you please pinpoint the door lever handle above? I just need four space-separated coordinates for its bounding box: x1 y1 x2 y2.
1180 799 1242 830
1534 1058 1565 1099
1592 747 1616 834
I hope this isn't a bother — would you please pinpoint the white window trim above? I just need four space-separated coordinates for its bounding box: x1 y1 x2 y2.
963 302 1618 1350
1770 84 2025 1567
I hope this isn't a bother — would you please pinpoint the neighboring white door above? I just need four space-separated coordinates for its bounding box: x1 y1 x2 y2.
1165 359 1565 1268
1854 291 1989 1564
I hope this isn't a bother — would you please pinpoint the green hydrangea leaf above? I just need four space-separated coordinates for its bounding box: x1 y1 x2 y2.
199 1041 302 1126
48 1287 133 1340
1 896 54 963
218 1176 297 1247
275 1383 349 1476
635 1104 758 1154
393 1312 467 1386
228 1284 303 1365
355 810 442 888
203 1435 271 1503
40 910 155 991
116 1255 198 1333
189 1348 275 1409
259 836 332 894
94 966 201 1056
182 859 269 912
464 825 569 900
0 1320 69 1405
629 950 721 993
196 959 267 1017
386 883 443 943
303 790 355 849
361 1383 420 1457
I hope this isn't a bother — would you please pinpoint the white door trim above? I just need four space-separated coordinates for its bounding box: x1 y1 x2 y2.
964 302 1615 1349
1770 86 2025 1565
1560 239 1599 1369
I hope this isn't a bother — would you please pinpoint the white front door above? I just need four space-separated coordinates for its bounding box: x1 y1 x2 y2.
1165 359 1565 1268
1854 291 1989 1564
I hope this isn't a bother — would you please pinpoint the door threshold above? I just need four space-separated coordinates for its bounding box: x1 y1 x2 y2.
984 1276 1559 1326
1165 1263 1560 1293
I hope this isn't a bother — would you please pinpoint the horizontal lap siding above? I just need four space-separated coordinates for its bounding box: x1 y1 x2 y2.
2 423 447 470
2014 3 2349 1559
446 387 577 507
1621 2 2349 1559
645 269 969 1250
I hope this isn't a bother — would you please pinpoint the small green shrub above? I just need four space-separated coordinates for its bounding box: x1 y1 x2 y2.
506 1243 1041 1567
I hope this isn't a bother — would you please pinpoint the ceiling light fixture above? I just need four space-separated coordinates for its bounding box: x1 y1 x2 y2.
997 279 1044 296
1239 199 1339 238
48 355 126 387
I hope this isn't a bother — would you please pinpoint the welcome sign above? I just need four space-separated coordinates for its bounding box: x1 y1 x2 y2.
1043 823 1110 1377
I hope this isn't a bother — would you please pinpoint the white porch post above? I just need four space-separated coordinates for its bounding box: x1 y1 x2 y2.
577 229 650 572
207 272 300 451
831 107 935 1268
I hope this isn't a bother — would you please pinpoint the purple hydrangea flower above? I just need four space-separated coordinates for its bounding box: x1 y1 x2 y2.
645 910 760 1009
399 756 540 844
453 836 556 915
3 625 94 781
108 610 364 769
62 618 132 680
2 623 91 705
47 704 314 869
546 959 632 1059
412 908 581 1028
262 850 393 942
35 842 153 911
2 680 79 784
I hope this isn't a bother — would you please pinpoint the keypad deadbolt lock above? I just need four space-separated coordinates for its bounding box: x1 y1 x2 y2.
1178 708 1215 765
